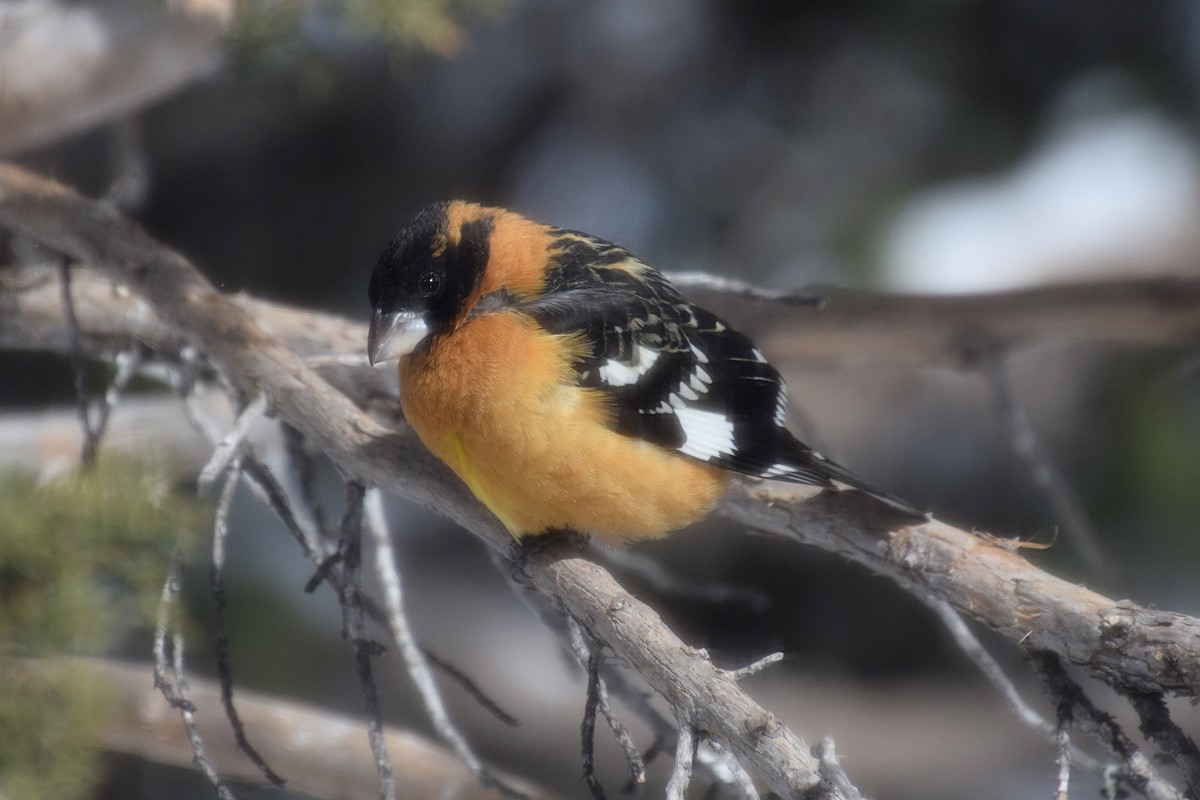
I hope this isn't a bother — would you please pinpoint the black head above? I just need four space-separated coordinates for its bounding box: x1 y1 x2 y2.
367 201 494 364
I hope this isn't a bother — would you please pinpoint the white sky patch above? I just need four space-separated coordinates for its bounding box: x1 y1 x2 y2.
884 108 1200 292
675 407 736 461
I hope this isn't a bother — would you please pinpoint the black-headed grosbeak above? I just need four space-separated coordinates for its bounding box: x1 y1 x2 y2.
368 201 918 547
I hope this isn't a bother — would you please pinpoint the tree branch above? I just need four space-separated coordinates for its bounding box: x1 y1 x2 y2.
3 163 1199 797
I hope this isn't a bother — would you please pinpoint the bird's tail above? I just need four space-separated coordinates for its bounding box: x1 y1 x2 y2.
774 436 925 518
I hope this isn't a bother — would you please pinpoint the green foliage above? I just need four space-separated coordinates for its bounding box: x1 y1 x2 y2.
0 459 209 800
0 663 113 800
342 0 505 56
227 0 506 80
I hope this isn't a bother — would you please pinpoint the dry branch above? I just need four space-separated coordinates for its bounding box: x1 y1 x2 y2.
741 279 1200 368
3 162 1200 796
42 658 556 800
0 0 231 155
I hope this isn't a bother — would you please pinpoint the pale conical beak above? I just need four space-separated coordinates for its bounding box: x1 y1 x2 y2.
368 309 430 366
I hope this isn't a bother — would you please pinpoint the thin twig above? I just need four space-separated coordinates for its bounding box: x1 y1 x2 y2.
282 424 329 539
421 648 520 728
153 553 192 711
928 600 1105 772
1055 718 1072 800
697 739 759 800
58 258 100 466
154 552 235 800
813 738 867 800
337 481 396 800
582 643 607 800
90 346 144 446
210 465 286 787
595 669 646 788
1121 687 1200 798
664 712 696 800
1029 651 1184 800
198 394 268 495
364 491 525 800
239 455 325 562
976 349 1124 591
567 618 646 788
174 631 237 800
727 652 784 682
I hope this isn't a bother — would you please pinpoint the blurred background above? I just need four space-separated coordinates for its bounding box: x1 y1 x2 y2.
2 0 1200 798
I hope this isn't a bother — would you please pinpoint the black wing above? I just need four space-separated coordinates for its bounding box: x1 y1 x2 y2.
508 228 922 514
520 232 917 508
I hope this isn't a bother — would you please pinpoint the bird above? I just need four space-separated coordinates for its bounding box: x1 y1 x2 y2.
368 201 919 547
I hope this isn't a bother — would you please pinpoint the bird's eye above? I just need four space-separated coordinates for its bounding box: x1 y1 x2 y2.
418 272 441 297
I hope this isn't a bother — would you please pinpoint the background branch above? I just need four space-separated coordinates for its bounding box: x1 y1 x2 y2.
53 658 557 800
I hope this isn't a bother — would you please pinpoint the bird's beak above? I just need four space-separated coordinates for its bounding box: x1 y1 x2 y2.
368 309 430 366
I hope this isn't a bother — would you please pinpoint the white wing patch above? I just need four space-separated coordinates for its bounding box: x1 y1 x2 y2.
675 407 737 461
598 344 660 387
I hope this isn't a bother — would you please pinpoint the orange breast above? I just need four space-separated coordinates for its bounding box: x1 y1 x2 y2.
398 312 727 546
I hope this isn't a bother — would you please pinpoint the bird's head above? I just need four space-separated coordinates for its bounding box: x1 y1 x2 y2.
367 201 496 365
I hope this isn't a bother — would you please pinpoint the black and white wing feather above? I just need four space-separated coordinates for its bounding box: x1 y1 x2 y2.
523 230 919 514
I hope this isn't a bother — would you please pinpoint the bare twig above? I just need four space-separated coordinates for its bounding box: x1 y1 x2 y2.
91 346 145 448
198 394 268 495
58 259 100 466
282 424 329 539
335 482 396 800
664 713 696 800
154 553 235 800
210 465 286 787
1121 687 1200 798
1055 718 1072 800
153 554 191 712
420 649 520 728
975 347 1123 590
928 600 1105 772
566 618 646 788
581 643 607 800
726 652 785 682
1030 651 1184 800
813 739 866 800
173 632 237 800
699 739 759 800
238 454 325 562
364 491 522 800
594 670 646 788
